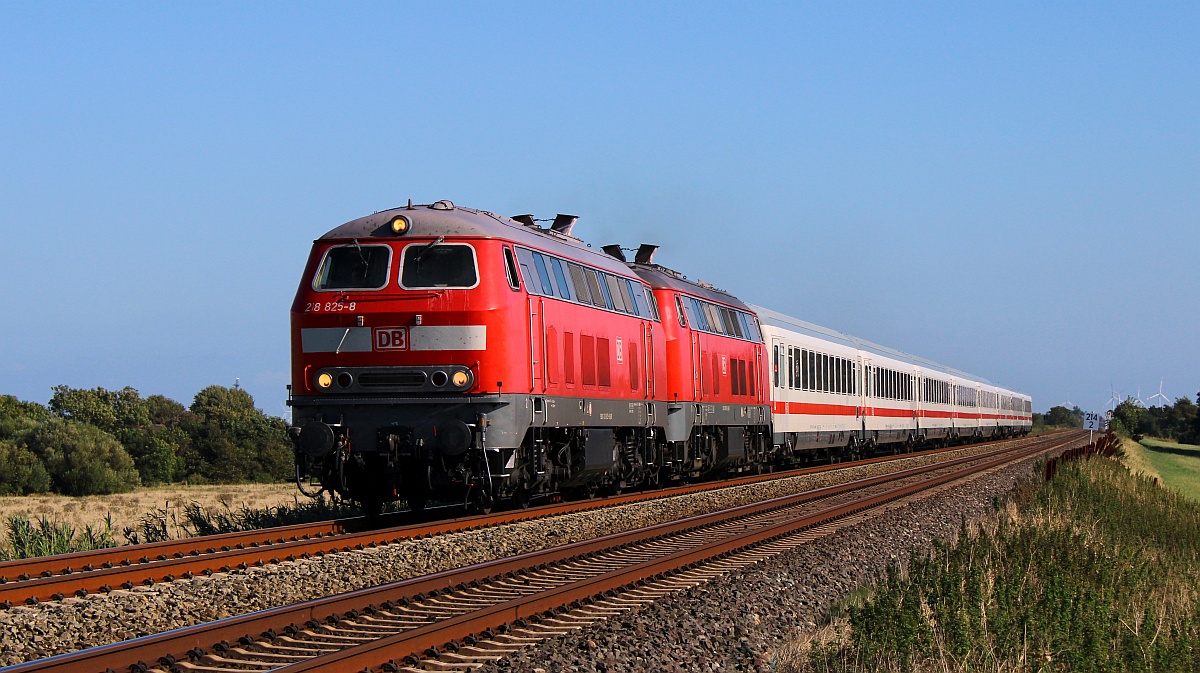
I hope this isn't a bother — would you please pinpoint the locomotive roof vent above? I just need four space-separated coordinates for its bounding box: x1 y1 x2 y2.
601 245 627 262
512 214 538 229
634 243 659 264
550 214 578 236
431 199 456 210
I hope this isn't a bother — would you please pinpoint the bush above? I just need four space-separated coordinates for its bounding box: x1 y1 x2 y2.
0 395 50 441
0 440 52 495
25 419 140 495
183 386 292 483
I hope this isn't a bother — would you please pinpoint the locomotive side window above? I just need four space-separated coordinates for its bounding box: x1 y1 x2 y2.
503 247 521 291
568 264 593 305
584 268 608 309
604 274 629 313
550 258 573 300
533 254 557 296
400 243 479 289
313 243 391 291
642 286 660 320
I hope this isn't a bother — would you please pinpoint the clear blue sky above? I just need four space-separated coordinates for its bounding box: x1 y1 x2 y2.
2 2 1196 417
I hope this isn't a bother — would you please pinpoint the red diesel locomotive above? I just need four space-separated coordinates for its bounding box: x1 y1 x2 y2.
288 201 769 513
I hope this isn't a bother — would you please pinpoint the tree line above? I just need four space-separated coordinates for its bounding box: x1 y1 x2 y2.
0 385 293 496
1110 393 1200 443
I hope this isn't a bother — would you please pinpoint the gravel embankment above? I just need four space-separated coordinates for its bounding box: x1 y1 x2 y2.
0 442 1035 666
476 455 1045 673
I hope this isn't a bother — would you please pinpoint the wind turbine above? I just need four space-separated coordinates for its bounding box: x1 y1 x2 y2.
1134 387 1146 408
1107 385 1123 412
1147 378 1170 407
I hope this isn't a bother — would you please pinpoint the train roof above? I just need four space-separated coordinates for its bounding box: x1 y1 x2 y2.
629 263 753 312
751 304 1030 395
319 201 637 278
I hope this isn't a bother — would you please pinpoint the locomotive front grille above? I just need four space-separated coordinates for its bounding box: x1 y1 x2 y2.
358 371 428 388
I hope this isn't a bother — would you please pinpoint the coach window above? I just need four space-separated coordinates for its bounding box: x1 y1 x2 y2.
794 349 803 390
787 348 795 389
800 349 809 390
773 345 779 388
314 243 391 291
503 247 521 291
401 243 479 289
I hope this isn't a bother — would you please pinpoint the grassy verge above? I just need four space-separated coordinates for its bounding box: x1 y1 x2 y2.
0 483 388 558
777 457 1200 672
1138 437 1200 502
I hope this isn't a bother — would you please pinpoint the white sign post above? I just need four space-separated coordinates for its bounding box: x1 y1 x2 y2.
1083 411 1105 443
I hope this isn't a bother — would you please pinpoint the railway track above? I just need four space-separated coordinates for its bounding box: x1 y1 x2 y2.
3 430 1086 673
0 433 1060 608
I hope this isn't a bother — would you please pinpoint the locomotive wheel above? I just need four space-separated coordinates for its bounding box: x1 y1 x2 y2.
360 497 383 518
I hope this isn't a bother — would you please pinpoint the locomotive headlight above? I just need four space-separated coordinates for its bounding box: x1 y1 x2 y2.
316 372 333 389
388 215 411 235
451 370 470 388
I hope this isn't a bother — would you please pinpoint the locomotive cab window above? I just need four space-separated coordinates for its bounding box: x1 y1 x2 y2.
313 243 391 291
400 242 479 289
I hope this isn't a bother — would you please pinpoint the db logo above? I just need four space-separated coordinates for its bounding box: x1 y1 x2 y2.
374 327 408 350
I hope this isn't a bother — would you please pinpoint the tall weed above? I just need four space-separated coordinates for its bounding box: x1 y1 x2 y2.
0 515 118 560
798 459 1200 672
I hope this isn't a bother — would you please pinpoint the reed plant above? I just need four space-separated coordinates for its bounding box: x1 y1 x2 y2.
0 514 118 560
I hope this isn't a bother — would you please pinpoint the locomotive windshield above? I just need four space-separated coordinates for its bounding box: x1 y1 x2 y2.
313 243 390 290
400 243 479 289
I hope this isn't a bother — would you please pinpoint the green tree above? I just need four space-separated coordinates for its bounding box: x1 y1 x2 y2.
1111 398 1146 439
25 419 140 495
49 385 149 434
0 395 51 441
0 440 52 495
1045 405 1083 428
183 386 291 483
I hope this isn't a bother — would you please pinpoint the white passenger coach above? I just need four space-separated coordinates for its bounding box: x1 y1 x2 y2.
752 305 1032 458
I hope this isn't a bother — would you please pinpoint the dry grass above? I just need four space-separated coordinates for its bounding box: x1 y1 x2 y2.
1118 436 1162 482
0 482 300 545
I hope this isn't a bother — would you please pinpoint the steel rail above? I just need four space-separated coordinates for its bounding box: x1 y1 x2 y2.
1 431 1083 673
0 432 1064 607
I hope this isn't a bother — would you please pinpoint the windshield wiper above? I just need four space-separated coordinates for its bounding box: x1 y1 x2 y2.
414 235 445 262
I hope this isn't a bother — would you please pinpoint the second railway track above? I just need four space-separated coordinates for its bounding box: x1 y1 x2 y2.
3 430 1087 673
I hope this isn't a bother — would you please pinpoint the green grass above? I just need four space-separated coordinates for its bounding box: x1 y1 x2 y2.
1139 437 1200 502
791 458 1200 672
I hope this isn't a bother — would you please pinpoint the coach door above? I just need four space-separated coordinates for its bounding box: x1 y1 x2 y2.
859 357 872 434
